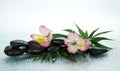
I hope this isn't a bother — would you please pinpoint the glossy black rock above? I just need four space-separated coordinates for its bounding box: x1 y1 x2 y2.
48 44 59 52
51 39 64 45
10 40 28 48
87 48 108 55
4 46 24 56
26 41 45 54
19 46 27 52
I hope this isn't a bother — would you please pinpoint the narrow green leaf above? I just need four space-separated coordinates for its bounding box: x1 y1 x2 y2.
92 37 112 42
77 51 86 58
52 34 67 38
68 54 77 62
89 28 99 38
51 52 57 62
92 41 112 49
58 49 77 62
41 52 48 62
75 24 85 38
46 53 50 62
84 30 88 38
63 29 75 32
94 30 112 37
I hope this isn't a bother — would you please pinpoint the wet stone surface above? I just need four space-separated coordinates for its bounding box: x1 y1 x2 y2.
26 41 45 54
4 46 24 56
10 40 28 48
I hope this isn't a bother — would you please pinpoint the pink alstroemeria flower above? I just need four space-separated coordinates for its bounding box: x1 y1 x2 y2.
30 25 52 48
64 32 91 54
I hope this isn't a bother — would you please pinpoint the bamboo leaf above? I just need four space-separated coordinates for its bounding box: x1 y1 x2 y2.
92 37 113 42
75 24 85 38
84 30 88 38
52 34 67 38
77 51 86 58
58 49 77 62
63 29 75 32
93 30 112 37
41 52 48 62
51 52 57 62
89 28 99 38
92 41 112 49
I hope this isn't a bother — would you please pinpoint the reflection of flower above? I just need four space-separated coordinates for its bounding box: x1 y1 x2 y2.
64 32 91 54
30 25 52 48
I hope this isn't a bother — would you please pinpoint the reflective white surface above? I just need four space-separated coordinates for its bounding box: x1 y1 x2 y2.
0 0 120 71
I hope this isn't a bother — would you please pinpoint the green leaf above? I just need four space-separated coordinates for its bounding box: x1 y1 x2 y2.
92 37 112 42
84 30 89 38
63 29 75 32
46 53 51 62
77 51 86 58
93 30 112 37
92 41 112 49
89 28 99 38
52 34 67 38
23 54 42 60
75 24 85 38
58 49 77 62
41 52 48 62
51 52 57 62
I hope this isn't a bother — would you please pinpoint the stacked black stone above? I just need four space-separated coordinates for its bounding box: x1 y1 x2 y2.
4 39 65 56
4 40 46 56
4 39 108 56
4 40 28 56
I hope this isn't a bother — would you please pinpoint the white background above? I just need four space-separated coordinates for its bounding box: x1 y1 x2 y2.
0 0 120 71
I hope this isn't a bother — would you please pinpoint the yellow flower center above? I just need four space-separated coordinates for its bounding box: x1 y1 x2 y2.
77 39 85 50
34 35 46 44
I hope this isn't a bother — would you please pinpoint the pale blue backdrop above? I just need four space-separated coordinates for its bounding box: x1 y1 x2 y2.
0 0 120 71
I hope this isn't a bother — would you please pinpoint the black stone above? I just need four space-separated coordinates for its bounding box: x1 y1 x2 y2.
10 40 28 48
87 48 108 55
28 40 40 45
52 39 64 45
4 45 24 56
19 46 27 52
48 44 59 52
59 45 67 50
26 41 45 54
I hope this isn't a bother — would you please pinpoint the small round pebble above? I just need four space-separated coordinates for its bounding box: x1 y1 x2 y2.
4 45 24 56
10 40 28 48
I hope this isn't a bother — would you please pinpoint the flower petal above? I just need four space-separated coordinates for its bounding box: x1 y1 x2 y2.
67 45 78 54
67 32 80 41
30 34 46 44
84 39 91 46
80 39 91 51
39 25 52 36
64 39 73 45
40 41 51 48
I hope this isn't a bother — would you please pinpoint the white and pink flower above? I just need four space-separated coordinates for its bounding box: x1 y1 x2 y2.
30 25 52 48
64 32 91 54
